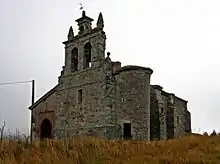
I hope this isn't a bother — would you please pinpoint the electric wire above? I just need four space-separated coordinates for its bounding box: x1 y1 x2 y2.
0 81 32 86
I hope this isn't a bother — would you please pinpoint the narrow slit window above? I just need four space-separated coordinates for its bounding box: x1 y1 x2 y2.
78 89 83 104
160 107 164 114
177 115 180 125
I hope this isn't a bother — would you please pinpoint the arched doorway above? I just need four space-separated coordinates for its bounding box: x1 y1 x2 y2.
40 119 52 139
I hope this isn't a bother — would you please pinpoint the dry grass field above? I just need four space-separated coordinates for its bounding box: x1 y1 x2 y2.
0 135 220 164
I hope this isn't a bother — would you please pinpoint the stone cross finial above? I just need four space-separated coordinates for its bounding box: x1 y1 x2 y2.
79 3 86 17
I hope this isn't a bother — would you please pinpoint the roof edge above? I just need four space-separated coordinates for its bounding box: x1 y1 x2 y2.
175 96 188 103
151 85 163 90
118 65 153 74
151 84 188 103
75 16 94 22
28 85 58 110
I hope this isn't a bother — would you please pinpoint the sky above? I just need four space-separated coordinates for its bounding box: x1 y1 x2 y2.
0 0 219 134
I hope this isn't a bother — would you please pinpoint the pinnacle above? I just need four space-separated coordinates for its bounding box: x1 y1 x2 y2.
68 26 74 40
97 12 104 30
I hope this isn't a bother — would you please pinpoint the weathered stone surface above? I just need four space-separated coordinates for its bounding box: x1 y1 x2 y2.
150 85 191 140
29 10 191 141
29 87 57 140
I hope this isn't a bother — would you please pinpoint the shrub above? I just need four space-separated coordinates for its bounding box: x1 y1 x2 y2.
210 130 217 136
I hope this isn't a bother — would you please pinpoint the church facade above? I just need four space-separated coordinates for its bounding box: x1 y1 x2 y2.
29 11 191 141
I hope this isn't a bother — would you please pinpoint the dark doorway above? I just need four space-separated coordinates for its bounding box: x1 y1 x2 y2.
40 119 52 139
123 123 132 139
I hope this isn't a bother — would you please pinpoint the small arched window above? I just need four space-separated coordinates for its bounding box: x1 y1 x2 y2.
71 48 78 71
84 42 92 69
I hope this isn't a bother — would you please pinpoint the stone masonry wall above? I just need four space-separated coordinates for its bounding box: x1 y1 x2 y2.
166 94 175 139
99 55 120 139
31 91 56 140
115 66 153 140
160 92 168 140
150 85 168 140
64 30 106 76
53 18 109 139
185 110 191 133
150 86 191 140
173 97 188 138
54 66 104 138
150 87 160 140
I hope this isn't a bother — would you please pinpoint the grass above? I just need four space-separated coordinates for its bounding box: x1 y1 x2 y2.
0 135 220 164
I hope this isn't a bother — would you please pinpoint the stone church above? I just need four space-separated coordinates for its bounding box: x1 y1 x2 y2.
29 11 191 141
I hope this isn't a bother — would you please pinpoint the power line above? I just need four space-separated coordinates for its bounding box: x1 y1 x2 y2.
0 80 32 86
0 79 35 142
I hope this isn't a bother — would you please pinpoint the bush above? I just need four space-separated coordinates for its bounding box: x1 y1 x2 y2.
203 132 209 136
210 130 217 136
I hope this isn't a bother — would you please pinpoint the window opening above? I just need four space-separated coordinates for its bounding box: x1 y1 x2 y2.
84 42 92 68
177 115 180 125
71 48 78 71
78 89 83 104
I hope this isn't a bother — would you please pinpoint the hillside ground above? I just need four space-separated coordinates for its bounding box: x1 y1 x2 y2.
0 135 220 164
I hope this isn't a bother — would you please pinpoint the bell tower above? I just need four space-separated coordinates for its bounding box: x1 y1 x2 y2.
76 10 93 35
62 10 106 76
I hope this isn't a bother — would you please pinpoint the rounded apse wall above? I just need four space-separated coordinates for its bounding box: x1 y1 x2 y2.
116 65 153 140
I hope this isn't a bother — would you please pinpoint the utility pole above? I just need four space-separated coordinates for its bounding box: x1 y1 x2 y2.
32 80 35 105
30 80 35 143
0 80 35 143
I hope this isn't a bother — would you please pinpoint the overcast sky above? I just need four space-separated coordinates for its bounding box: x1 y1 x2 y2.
0 0 219 134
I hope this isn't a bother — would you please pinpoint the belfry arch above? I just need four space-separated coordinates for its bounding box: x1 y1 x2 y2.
40 119 52 139
71 48 78 71
83 42 92 68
